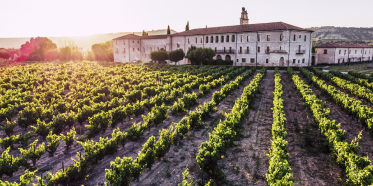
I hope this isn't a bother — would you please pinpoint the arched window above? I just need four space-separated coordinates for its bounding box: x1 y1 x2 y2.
216 55 222 60
225 55 231 60
226 35 229 42
206 36 209 43
211 36 213 43
221 36 224 43
216 36 219 43
232 35 235 42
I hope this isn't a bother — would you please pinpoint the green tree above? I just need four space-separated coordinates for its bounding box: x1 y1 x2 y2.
169 49 185 65
185 47 215 65
142 30 148 36
0 49 10 60
167 25 171 34
150 50 169 64
91 41 113 62
59 46 72 61
185 21 189 31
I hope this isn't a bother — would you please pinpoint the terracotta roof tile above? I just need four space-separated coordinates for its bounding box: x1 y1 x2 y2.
317 43 373 48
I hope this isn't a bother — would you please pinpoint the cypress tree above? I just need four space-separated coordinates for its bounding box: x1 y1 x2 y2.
167 25 170 34
185 21 189 31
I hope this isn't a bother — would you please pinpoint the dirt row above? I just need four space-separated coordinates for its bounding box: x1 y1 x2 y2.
1 70 245 183
298 72 373 164
130 70 259 186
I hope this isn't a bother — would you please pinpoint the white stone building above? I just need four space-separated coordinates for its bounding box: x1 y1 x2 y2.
315 43 373 65
113 8 313 66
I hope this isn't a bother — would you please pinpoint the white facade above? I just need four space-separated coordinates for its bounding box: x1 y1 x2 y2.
112 8 313 66
316 45 373 65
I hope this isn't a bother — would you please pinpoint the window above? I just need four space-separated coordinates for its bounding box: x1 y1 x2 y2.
247 36 250 42
349 50 351 54
123 48 126 53
240 47 242 53
250 58 255 63
241 35 243 42
201 38 203 43
267 35 270 41
266 46 270 53
266 59 268 63
302 59 305 63
216 36 219 43
304 36 307 41
224 47 226 53
298 60 300 63
344 50 346 55
299 35 301 39
206 36 208 43
137 41 139 43
246 47 249 54
229 47 232 53
258 34 261 41
188 38 190 44
355 50 357 54
116 48 118 53
280 46 282 50
123 41 125 45
133 48 135 51
137 48 139 51
237 59 239 62
215 47 217 52
221 36 224 43
242 58 246 62
133 40 134 43
339 50 341 54
226 35 229 42
196 38 197 43
211 36 214 43
258 47 261 53
232 35 235 42
293 59 296 63
293 35 296 41
324 49 327 54
361 50 363 54
280 34 283 41
338 59 340 63
177 43 180 48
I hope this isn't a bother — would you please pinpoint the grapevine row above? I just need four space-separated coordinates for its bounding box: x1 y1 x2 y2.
196 68 266 178
104 68 257 186
288 67 373 185
266 68 293 185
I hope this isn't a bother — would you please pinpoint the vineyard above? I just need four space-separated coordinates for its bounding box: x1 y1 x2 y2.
2 61 373 185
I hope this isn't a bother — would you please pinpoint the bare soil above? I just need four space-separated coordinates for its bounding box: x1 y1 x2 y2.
299 72 373 163
129 70 259 186
282 71 343 186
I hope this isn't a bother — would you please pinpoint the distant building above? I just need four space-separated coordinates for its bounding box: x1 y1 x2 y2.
315 43 373 65
112 8 313 66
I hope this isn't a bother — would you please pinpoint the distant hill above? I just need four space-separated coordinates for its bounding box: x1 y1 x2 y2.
309 26 373 40
0 29 177 51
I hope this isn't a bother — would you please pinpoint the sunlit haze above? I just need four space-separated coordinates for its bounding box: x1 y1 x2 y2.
1 0 372 38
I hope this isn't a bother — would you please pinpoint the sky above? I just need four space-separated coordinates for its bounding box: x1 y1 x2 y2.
1 0 372 38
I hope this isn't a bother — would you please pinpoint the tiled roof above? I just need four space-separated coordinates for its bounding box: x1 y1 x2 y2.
317 43 373 48
172 22 313 36
113 22 312 40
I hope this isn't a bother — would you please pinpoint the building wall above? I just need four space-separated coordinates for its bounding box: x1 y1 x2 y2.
316 47 373 65
113 30 313 66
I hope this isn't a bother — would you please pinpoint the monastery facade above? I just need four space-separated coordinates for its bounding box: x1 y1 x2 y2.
113 8 313 66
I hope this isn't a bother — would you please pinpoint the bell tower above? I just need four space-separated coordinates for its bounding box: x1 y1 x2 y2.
240 7 249 25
